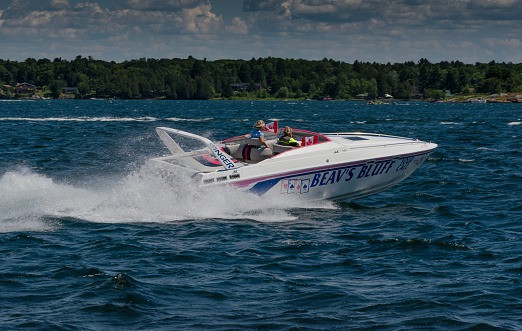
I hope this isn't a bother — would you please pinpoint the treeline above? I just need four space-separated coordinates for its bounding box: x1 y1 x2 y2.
1 56 521 100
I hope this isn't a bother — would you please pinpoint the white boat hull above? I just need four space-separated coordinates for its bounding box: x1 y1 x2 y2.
152 127 437 202
231 150 432 201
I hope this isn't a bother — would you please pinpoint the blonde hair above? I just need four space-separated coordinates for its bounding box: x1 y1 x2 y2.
253 120 265 129
283 126 293 136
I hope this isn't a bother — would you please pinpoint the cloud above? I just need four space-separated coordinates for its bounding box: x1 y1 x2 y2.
1 0 31 19
124 0 203 11
484 38 521 48
0 0 521 63
238 0 522 55
226 17 248 34
48 0 70 10
180 3 223 33
0 0 224 37
242 0 522 26
473 0 519 7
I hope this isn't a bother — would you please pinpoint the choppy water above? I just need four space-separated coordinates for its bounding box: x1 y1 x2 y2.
1 100 521 330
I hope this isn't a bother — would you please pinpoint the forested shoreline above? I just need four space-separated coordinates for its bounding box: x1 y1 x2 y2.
1 56 521 100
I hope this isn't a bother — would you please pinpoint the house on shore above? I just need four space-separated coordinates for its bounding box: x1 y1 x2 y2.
356 93 373 100
230 83 262 92
16 82 35 93
63 87 79 94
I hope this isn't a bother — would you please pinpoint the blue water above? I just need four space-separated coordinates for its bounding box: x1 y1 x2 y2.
1 100 521 330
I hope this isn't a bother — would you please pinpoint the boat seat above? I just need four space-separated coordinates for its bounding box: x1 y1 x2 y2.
224 143 272 162
244 137 262 146
272 144 295 154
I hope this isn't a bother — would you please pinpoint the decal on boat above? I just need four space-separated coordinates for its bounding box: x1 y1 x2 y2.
250 156 424 196
209 142 237 169
280 179 311 194
395 156 414 171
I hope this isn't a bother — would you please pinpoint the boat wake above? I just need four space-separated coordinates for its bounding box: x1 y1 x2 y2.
0 165 336 232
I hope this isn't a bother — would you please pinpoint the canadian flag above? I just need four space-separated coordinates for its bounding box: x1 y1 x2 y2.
265 121 278 133
301 136 319 146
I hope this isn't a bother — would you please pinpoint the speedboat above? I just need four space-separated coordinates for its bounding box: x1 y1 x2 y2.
151 125 437 201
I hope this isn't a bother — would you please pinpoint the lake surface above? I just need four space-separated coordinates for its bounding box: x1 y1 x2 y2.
1 100 521 330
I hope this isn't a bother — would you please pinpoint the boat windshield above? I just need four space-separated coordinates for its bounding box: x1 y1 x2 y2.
155 127 241 172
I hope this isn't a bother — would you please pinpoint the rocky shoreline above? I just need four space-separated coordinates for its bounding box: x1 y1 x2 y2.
437 93 522 103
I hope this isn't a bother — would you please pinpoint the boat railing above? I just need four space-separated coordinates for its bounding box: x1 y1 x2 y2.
323 132 417 141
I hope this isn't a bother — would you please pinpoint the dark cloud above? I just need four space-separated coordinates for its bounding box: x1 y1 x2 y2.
47 0 71 10
242 0 522 25
243 0 283 12
1 0 31 19
124 0 205 11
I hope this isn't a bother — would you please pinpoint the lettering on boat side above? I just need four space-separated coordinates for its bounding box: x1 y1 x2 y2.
311 160 397 187
210 143 236 169
413 155 426 166
279 159 410 194
312 167 357 187
395 156 414 171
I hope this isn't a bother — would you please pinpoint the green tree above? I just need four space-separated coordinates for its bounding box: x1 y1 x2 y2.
193 77 213 100
50 80 67 98
78 81 90 95
276 86 289 98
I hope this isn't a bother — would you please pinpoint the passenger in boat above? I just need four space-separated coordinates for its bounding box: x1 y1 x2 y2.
277 126 300 148
251 120 270 149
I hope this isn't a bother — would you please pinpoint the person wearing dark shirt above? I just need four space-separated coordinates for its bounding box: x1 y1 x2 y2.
278 126 300 147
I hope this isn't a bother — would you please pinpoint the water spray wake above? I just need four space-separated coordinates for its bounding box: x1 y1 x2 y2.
0 165 336 232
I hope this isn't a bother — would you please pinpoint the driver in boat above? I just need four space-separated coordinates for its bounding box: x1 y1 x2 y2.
278 126 301 148
251 120 271 149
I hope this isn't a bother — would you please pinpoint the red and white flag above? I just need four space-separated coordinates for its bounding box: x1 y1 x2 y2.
265 121 278 133
301 136 318 146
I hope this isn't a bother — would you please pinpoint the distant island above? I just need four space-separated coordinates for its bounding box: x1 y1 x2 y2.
1 56 521 102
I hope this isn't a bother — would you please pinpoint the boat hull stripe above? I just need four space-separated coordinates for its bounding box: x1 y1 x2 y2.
232 149 435 195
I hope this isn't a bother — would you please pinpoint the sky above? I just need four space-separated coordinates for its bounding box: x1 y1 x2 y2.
0 0 521 64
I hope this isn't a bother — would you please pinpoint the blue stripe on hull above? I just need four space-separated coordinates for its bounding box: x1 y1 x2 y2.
246 150 433 196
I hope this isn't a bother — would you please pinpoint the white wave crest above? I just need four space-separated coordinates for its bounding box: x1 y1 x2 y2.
164 117 214 122
0 117 158 122
0 117 217 123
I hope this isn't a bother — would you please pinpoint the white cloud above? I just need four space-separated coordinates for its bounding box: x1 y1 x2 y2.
0 0 224 37
180 4 223 33
226 17 248 34
49 0 70 10
484 38 522 47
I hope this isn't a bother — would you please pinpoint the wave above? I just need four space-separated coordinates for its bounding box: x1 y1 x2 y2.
0 117 158 122
0 99 36 102
368 238 473 251
476 147 500 151
507 122 521 126
0 117 214 122
164 117 214 122
0 166 335 232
